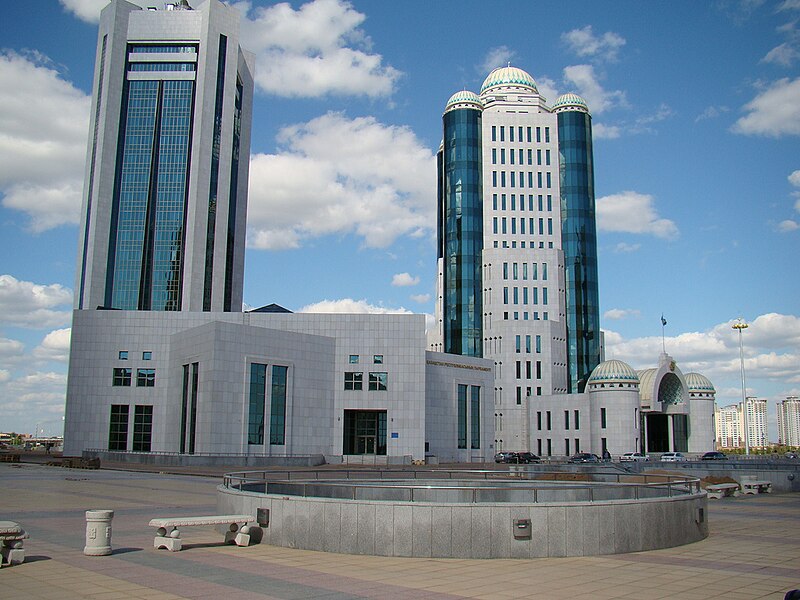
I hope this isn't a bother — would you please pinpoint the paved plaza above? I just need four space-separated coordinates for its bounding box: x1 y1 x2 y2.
1 462 798 599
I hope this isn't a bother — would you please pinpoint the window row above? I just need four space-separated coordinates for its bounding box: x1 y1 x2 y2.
493 217 554 236
490 125 550 144
502 261 549 281
348 354 383 364
491 170 552 189
493 240 554 250
492 193 553 212
502 286 549 306
344 371 388 391
491 147 551 167
113 368 155 387
533 438 583 457
514 334 542 353
536 410 582 431
118 350 153 360
515 359 543 381
501 311 549 322
109 404 153 452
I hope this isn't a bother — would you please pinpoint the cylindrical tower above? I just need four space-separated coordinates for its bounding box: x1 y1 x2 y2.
555 93 600 393
441 91 483 356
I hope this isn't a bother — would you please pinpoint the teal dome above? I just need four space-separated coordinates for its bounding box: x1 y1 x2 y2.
480 66 538 94
588 359 639 384
685 372 715 393
552 93 589 114
444 90 482 113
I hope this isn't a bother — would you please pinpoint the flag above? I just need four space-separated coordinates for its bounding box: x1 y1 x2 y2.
661 315 667 327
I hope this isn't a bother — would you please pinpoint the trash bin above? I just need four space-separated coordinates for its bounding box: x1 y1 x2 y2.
84 509 114 556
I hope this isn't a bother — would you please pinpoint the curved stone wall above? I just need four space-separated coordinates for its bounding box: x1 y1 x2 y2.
217 485 708 558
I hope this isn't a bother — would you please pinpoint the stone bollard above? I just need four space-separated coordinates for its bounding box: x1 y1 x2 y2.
84 509 114 556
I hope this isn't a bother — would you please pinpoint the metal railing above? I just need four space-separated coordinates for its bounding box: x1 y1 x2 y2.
222 468 702 504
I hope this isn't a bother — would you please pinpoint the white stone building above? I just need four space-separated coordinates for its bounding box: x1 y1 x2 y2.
777 396 800 446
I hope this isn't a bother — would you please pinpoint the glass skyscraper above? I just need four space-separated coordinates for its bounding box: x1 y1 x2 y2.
436 67 601 450
74 0 254 312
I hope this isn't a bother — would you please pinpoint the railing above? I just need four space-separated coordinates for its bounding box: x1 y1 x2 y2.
221 468 702 503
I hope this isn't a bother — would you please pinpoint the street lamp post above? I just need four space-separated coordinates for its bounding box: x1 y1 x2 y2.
732 318 749 456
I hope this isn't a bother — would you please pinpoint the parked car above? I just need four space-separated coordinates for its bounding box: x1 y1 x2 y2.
516 452 541 464
494 452 517 464
660 452 687 462
701 451 727 460
620 452 649 462
568 452 600 464
785 452 798 459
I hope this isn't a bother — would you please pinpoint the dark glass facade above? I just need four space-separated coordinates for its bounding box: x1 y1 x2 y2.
558 110 600 392
106 44 196 311
441 107 483 357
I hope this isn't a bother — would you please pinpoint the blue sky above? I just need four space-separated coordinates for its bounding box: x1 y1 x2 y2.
0 0 798 439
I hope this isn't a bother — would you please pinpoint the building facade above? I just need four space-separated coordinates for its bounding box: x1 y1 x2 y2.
777 396 800 446
715 404 742 449
744 397 768 448
74 0 253 313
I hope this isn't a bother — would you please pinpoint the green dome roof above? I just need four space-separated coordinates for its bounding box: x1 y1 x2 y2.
685 372 715 393
588 359 639 384
444 90 482 113
552 92 589 114
480 66 538 94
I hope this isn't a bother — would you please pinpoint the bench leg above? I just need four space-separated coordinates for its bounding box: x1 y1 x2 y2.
2 541 25 566
154 527 182 551
743 488 757 495
224 524 251 547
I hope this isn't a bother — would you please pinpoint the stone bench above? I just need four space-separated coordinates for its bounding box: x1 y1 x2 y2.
706 483 740 499
148 515 253 552
741 479 772 495
0 453 20 463
0 521 29 566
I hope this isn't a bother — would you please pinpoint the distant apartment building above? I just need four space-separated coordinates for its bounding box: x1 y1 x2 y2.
715 403 741 449
744 397 768 448
777 396 800 446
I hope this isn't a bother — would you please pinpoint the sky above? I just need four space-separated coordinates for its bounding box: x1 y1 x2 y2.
0 0 798 440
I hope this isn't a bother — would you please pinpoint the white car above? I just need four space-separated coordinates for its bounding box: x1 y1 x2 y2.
620 452 649 462
660 452 687 462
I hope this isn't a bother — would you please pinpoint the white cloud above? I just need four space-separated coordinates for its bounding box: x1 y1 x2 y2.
59 0 118 23
592 123 621 139
0 275 72 329
562 64 627 115
603 308 641 321
246 112 436 250
479 46 517 75
762 42 800 66
392 272 419 287
0 51 89 231
732 77 800 137
234 0 401 98
613 242 641 253
410 294 431 304
535 76 559 106
561 26 626 62
789 170 800 187
695 105 730 122
778 219 799 232
33 328 72 363
596 191 679 239
0 337 25 364
299 298 411 314
0 371 67 427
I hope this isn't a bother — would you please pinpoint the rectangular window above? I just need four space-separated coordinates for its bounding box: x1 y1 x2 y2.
493 194 498 210
525 335 531 353
547 195 553 211
516 361 521 379
349 354 359 364
108 405 129 451
142 351 152 360
536 335 541 353
458 384 467 449
118 351 128 360
546 172 551 188
526 360 532 379
516 387 522 405
543 288 549 305
493 217 498 234
522 263 528 280
136 368 155 387
565 410 570 430
518 148 523 164
511 218 517 234
536 361 542 379
538 438 543 455
522 287 528 304
503 287 508 304
113 368 132 387
503 262 508 279
369 372 388 391
601 407 607 429
373 354 383 364
270 365 288 445
574 410 580 430
545 149 551 166
515 335 521 353
492 125 496 141
470 386 481 449
537 149 542 165
502 217 507 234
575 438 581 453
492 148 497 165
510 172 515 187
510 148 514 164
492 171 497 186
536 127 541 143
537 411 542 430
500 148 505 164
528 172 533 188
248 363 267 444
543 263 548 280
500 126 505 142
565 439 570 456
132 405 153 452
527 127 532 143
520 216 526 234
547 438 552 456
344 371 363 390
545 127 550 142
546 410 552 431
547 218 553 235
501 171 506 186
533 287 538 305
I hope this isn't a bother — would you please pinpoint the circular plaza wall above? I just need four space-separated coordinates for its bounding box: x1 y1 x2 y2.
217 469 708 559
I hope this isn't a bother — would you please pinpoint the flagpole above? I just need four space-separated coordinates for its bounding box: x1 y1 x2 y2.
660 314 666 353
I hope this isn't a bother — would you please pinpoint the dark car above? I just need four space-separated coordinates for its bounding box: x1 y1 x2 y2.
516 452 541 464
568 452 600 464
494 452 518 463
701 451 727 460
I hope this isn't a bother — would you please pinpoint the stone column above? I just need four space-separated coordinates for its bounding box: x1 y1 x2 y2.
84 509 114 556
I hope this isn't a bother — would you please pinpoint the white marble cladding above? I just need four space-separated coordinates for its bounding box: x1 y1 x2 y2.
217 487 708 558
65 310 489 461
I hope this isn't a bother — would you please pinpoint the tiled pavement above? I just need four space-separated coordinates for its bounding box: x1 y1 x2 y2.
1 463 798 599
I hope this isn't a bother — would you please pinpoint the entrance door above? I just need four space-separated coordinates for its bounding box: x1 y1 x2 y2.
357 435 376 454
343 410 387 455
